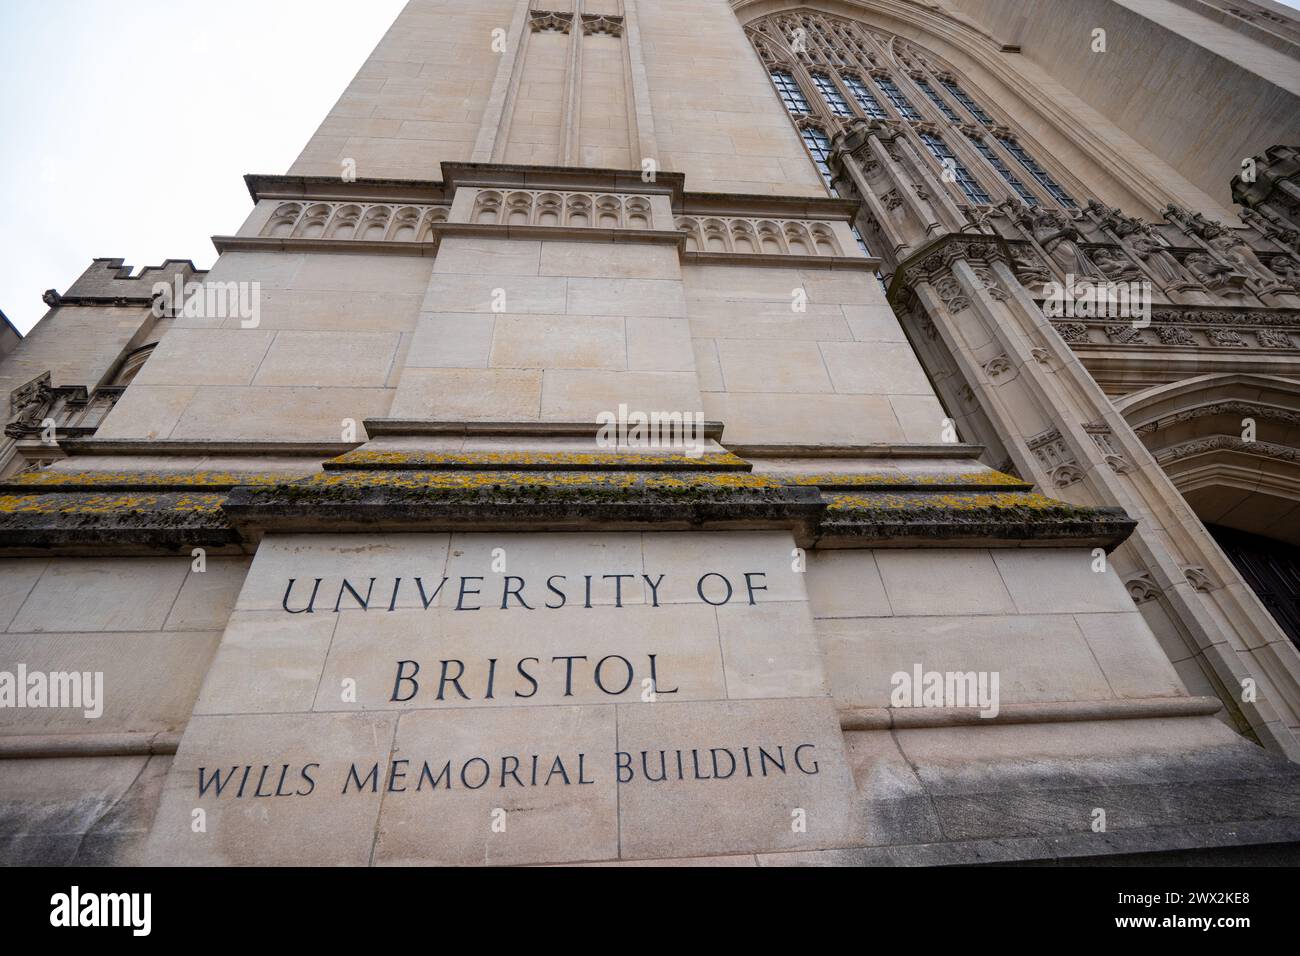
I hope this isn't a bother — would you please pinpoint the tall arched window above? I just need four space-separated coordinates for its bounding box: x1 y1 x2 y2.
938 78 994 126
996 135 1078 207
800 126 836 190
748 11 1086 212
918 131 991 205
966 133 1038 206
770 69 810 114
914 77 961 124
872 74 921 121
811 73 853 117
842 74 887 119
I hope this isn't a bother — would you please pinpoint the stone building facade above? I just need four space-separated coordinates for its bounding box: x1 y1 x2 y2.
1 0 1299 865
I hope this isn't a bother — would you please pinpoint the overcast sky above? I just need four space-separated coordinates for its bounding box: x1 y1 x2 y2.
2 0 1298 335
0 0 405 334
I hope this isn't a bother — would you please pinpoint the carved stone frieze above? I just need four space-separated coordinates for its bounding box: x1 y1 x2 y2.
581 14 624 36
260 200 448 243
1155 435 1299 465
1155 325 1195 346
982 354 1013 378
530 10 575 33
1133 401 1300 436
1027 427 1085 488
1125 572 1161 605
678 215 847 258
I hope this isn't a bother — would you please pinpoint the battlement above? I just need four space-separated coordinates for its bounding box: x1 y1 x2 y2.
55 257 208 305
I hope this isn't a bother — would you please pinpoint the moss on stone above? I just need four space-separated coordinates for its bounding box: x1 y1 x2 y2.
326 450 750 471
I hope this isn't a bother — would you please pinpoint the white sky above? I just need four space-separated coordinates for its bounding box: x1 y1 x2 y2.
2 0 1298 335
0 0 405 334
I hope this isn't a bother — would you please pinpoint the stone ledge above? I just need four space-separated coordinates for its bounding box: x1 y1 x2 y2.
362 419 727 440
220 471 824 539
323 450 751 473
752 820 1300 866
59 439 360 458
840 695 1222 730
0 490 241 554
683 250 880 269
732 442 985 459
0 467 1136 553
0 732 181 760
815 490 1136 551
211 235 440 257
780 470 1032 491
440 162 685 201
0 471 291 492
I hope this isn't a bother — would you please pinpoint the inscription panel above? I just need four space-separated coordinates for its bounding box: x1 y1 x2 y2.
145 532 857 864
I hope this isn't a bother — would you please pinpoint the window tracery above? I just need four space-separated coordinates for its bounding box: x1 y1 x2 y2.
747 10 1084 211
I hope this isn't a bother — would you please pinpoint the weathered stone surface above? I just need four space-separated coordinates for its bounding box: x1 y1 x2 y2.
615 698 857 860
143 712 398 866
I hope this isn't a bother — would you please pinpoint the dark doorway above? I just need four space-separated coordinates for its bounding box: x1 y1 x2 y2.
1208 524 1300 650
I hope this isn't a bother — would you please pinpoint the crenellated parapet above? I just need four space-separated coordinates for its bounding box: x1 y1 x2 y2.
51 258 206 307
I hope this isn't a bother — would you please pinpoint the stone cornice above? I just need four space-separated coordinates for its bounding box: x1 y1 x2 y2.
0 461 1135 554
244 174 449 205
59 438 359 458
244 169 862 224
680 192 861 221
363 418 727 441
730 442 985 459
212 236 441 257
1133 400 1300 436
684 251 880 269
439 162 685 203
886 232 1011 302
1155 435 1300 465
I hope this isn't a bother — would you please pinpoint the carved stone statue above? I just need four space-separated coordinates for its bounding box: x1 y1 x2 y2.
5 377 54 439
1270 255 1300 287
1088 198 1141 237
1025 209 1105 278
1011 246 1052 283
1090 246 1143 281
1127 226 1188 285
1203 225 1275 284
1183 252 1244 290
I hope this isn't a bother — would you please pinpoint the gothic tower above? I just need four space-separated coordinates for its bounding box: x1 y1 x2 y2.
2 0 1299 865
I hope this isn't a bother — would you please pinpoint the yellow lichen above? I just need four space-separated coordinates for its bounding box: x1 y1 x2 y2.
327 450 749 470
0 493 227 515
4 471 290 489
783 470 1027 488
825 491 1074 513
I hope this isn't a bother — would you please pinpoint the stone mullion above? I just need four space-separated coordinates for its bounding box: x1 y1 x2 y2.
893 129 968 233
621 0 658 165
835 143 912 262
474 0 536 163
784 58 839 134
944 124 1009 208
944 258 1089 486
559 0 585 167
907 281 1028 472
